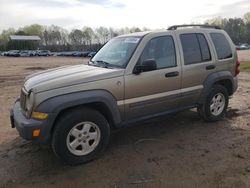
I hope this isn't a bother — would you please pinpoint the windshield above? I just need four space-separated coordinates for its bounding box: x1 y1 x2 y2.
91 37 141 68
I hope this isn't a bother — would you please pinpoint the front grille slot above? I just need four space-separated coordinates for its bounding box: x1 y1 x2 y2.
20 88 27 111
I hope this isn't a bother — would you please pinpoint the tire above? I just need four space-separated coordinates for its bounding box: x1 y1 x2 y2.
198 85 228 122
52 107 110 165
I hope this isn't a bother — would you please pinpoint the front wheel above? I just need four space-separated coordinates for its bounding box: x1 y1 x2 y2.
198 85 228 122
52 108 110 165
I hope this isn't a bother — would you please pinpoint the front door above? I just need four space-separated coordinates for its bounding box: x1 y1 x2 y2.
124 34 181 120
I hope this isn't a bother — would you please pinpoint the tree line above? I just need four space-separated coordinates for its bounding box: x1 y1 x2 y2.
0 12 249 51
0 25 148 51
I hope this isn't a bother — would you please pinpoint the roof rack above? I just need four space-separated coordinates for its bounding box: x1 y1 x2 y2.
167 24 221 30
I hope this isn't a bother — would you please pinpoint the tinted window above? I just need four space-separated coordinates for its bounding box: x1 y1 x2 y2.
140 36 176 69
180 33 211 65
180 34 202 65
197 34 211 61
210 33 232 60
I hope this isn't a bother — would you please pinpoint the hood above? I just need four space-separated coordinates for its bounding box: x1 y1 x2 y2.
24 64 124 93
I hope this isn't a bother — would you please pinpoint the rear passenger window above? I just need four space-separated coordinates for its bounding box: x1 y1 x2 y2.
140 36 176 69
180 33 211 65
210 33 232 60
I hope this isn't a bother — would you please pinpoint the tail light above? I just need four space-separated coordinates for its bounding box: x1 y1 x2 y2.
235 59 240 76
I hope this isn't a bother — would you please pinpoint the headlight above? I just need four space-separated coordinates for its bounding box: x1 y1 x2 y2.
25 91 34 116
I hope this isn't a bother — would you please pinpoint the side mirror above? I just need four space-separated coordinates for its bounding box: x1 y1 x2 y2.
133 59 157 74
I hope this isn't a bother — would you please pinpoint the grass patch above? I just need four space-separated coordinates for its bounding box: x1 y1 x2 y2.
240 61 250 73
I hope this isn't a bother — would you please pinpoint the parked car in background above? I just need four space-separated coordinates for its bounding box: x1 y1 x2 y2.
7 50 20 57
2 50 97 58
87 51 96 58
56 51 74 56
28 50 37 56
56 51 65 56
236 43 250 50
240 43 250 50
64 51 78 57
36 50 51 56
72 51 88 57
3 51 9 56
4 50 13 56
19 51 30 57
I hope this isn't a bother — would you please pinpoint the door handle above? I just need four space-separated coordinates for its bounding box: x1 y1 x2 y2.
206 65 216 70
165 71 179 77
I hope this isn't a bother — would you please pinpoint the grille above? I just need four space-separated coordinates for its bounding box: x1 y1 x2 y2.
20 88 27 111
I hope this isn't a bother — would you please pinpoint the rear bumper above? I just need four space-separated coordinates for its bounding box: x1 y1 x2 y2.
10 100 53 143
232 76 238 93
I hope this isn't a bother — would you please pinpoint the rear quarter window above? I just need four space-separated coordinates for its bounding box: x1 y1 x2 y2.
210 33 232 60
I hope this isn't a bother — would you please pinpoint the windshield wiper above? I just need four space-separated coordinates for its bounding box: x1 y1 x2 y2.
88 60 98 66
88 60 111 68
88 60 119 69
95 60 111 68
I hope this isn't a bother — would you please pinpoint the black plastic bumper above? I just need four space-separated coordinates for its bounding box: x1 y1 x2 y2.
10 101 53 143
233 76 238 93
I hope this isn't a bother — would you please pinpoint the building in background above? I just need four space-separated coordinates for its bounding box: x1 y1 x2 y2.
8 35 41 50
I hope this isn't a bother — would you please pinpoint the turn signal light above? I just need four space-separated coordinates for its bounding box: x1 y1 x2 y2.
33 129 40 137
31 112 48 120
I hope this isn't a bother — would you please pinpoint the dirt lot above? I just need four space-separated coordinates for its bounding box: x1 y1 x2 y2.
0 56 250 188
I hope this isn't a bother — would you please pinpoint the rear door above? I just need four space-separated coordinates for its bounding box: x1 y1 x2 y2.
176 30 217 106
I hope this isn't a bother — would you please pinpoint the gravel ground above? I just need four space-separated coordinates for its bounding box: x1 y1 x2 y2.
0 56 250 188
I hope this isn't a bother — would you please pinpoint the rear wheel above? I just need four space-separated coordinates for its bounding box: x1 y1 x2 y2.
198 85 228 122
52 108 110 165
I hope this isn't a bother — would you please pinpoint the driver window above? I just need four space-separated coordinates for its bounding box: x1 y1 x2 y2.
139 36 176 69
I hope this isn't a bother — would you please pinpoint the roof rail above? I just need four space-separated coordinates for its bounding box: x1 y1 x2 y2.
167 24 221 30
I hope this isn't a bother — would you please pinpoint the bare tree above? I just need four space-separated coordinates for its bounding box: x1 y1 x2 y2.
69 29 84 45
82 26 95 45
95 27 109 44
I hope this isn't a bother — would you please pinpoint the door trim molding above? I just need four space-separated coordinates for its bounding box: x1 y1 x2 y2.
117 85 203 107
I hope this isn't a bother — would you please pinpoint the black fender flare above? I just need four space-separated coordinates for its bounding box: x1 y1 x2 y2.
198 71 234 104
35 90 122 138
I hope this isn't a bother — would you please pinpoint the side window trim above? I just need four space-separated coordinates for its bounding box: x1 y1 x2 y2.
195 34 203 62
197 33 212 62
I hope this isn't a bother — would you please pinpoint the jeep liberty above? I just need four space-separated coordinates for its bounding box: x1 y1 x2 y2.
10 25 239 164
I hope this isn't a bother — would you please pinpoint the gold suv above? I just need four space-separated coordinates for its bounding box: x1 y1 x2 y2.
10 25 239 164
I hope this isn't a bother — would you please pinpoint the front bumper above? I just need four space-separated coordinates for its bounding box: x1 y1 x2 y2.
10 101 52 143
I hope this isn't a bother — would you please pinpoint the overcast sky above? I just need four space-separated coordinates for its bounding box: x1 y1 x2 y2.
0 0 249 31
